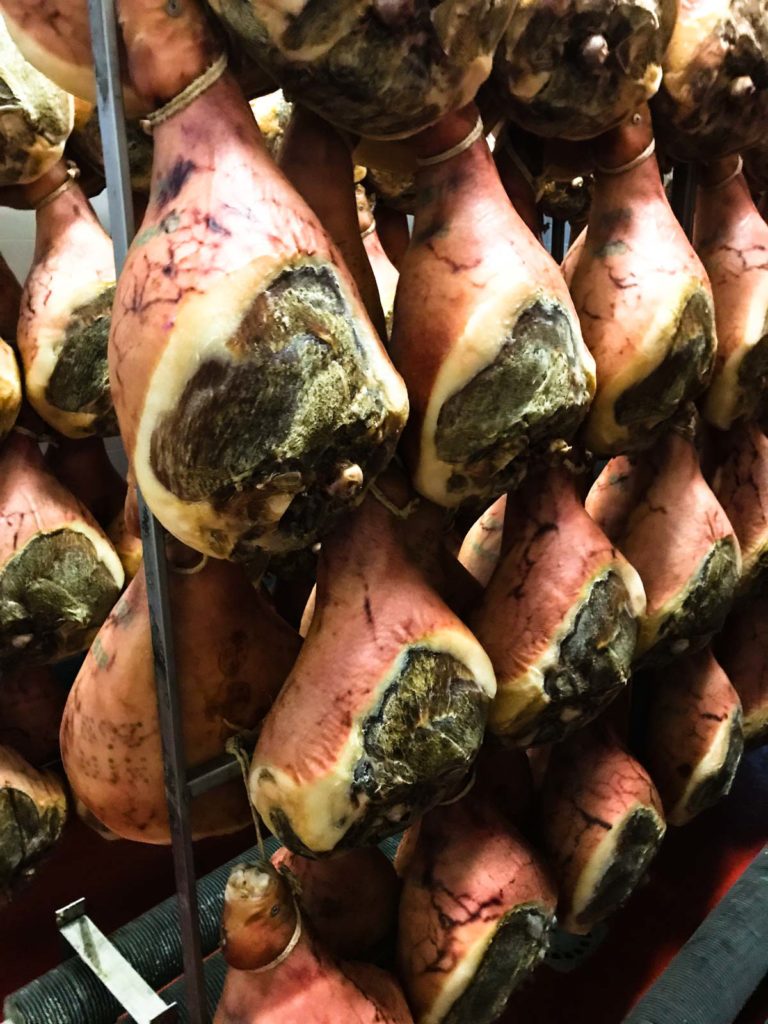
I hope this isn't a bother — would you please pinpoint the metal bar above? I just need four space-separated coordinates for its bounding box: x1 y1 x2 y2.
550 218 566 263
56 900 177 1023
623 845 768 1024
187 752 241 799
87 2 210 1021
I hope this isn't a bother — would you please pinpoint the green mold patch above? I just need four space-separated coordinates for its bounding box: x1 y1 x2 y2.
735 318 768 420
150 262 401 556
614 291 714 447
444 904 554 1024
0 528 120 667
0 784 66 898
436 299 591 498
45 284 117 436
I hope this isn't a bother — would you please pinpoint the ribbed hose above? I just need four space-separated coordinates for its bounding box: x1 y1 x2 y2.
3 838 279 1024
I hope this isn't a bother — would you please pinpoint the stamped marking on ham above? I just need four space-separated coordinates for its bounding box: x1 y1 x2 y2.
0 528 120 668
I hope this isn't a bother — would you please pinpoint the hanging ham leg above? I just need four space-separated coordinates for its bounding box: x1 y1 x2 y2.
539 723 666 935
710 421 768 597
472 466 645 746
695 156 768 428
568 105 716 454
250 483 496 856
643 647 743 825
587 412 740 663
397 781 556 1024
215 861 412 1023
390 103 595 508
110 0 408 560
717 597 768 749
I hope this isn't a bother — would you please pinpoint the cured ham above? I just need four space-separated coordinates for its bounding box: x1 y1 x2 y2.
206 0 514 139
250 484 496 857
717 598 768 748
695 155 768 428
0 745 66 904
397 781 556 1024
390 104 594 508
110 0 408 559
0 14 73 185
458 495 506 588
0 431 123 667
18 161 117 438
710 421 768 596
61 552 299 842
587 415 740 663
278 106 386 339
539 723 666 934
357 180 399 333
654 0 768 162
568 105 715 454
493 0 675 139
643 648 743 825
271 846 400 960
472 467 644 746
215 861 412 1023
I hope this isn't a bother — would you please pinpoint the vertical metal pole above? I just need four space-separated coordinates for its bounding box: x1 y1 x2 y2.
550 218 566 263
670 163 698 241
86 3 210 1021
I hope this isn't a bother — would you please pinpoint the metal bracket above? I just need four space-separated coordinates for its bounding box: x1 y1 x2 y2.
56 900 177 1023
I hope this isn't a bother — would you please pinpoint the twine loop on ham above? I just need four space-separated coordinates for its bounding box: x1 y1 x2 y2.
437 769 476 806
140 53 228 135
595 137 656 177
33 165 81 212
368 482 421 519
360 219 378 240
700 155 744 192
246 902 303 975
416 115 485 168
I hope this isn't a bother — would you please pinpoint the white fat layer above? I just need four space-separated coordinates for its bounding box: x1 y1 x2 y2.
569 802 665 928
585 278 713 453
489 559 645 739
250 627 496 854
133 255 407 557
1 15 96 106
7 520 125 591
414 286 593 506
25 277 115 437
636 536 741 655
703 282 768 429
669 713 738 826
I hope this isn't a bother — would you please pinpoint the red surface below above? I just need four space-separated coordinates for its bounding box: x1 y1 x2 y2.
2 750 767 1021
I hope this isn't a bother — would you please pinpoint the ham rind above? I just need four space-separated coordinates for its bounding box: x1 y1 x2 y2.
492 0 676 140
61 556 299 843
587 419 741 664
0 14 73 185
271 846 400 960
205 0 514 140
539 723 666 935
568 106 716 455
643 648 743 825
249 493 496 856
458 495 506 589
0 341 21 444
695 159 768 429
18 166 117 438
0 432 123 667
215 862 412 1024
717 597 768 748
390 105 595 509
0 745 66 904
653 0 768 162
397 786 556 1024
110 5 408 559
711 421 768 596
472 467 645 746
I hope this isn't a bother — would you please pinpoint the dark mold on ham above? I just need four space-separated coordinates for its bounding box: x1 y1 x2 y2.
45 285 117 436
149 262 401 556
0 528 119 667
